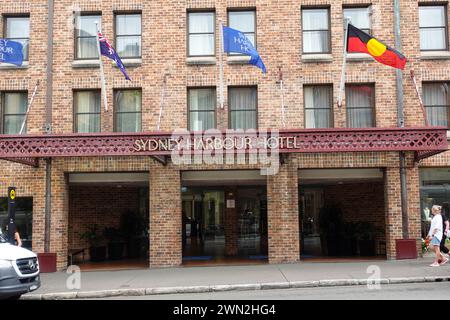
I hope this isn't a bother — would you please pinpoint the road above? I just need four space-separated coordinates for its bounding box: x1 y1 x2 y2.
90 281 450 300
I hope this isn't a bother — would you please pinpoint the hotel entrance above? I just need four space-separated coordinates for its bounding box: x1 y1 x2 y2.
181 171 268 265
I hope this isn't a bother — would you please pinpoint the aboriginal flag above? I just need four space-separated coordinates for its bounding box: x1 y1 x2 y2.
347 24 406 70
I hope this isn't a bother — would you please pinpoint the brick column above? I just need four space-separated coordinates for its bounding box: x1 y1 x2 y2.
384 167 403 259
267 158 300 264
407 165 422 255
149 163 182 267
224 187 238 256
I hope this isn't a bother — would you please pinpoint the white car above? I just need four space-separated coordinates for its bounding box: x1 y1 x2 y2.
0 234 40 300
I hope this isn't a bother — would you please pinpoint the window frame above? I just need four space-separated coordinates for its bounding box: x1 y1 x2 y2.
187 10 216 58
74 12 102 61
73 89 102 133
342 6 372 35
1 91 28 134
228 86 258 130
113 88 142 133
419 4 449 52
422 81 450 127
3 14 30 62
114 11 142 59
301 7 332 54
345 83 376 128
303 84 334 129
187 87 217 131
227 8 257 56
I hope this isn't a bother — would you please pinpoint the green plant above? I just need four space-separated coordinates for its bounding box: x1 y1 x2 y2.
80 225 104 247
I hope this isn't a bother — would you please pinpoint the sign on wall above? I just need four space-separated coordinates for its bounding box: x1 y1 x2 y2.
0 39 24 66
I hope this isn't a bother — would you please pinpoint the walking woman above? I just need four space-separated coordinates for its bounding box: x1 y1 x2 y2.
427 205 448 267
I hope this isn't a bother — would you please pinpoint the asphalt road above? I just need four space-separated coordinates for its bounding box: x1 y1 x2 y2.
90 281 450 300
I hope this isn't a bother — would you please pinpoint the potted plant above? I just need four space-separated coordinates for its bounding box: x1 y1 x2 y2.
355 222 380 256
103 227 125 260
80 225 107 262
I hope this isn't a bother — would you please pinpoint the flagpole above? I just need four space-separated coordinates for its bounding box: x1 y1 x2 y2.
410 68 429 126
19 80 40 134
219 22 225 109
278 67 286 128
338 17 351 108
95 22 108 112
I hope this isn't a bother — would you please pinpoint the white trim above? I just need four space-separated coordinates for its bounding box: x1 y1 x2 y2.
186 57 216 65
0 61 29 69
420 51 450 60
301 54 333 63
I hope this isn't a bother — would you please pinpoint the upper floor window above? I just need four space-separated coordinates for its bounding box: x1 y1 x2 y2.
114 89 141 132
346 84 375 128
228 10 256 54
75 14 101 59
302 8 330 54
423 82 450 126
188 88 216 131
115 13 142 59
1 92 27 134
4 16 30 61
188 12 215 57
74 90 101 133
343 6 371 35
419 5 448 51
304 85 333 128
229 87 257 130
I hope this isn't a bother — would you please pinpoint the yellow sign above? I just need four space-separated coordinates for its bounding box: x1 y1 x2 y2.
9 189 15 200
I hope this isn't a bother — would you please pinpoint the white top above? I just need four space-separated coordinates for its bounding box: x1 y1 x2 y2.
428 214 443 241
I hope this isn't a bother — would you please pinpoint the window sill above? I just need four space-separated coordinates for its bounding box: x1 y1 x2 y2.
227 55 251 64
301 54 333 63
72 60 100 68
420 51 450 60
346 53 373 62
186 57 216 65
114 58 142 68
0 61 29 69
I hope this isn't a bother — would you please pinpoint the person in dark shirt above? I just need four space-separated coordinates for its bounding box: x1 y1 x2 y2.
440 203 450 256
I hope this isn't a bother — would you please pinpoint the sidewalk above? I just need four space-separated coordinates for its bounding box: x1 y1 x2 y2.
23 256 450 300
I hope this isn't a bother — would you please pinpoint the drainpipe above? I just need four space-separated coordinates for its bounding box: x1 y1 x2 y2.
394 0 409 239
44 0 54 253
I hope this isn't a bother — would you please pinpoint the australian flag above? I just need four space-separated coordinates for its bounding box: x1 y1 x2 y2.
98 32 131 81
223 26 266 74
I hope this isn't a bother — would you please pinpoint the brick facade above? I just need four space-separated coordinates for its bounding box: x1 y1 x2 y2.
0 0 449 270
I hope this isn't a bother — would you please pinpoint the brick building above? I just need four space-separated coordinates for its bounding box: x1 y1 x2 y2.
0 0 449 271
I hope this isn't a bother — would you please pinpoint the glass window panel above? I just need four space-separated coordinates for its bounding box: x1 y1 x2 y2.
115 90 142 112
6 17 29 38
189 34 214 56
347 108 373 128
346 86 373 109
302 9 329 30
4 115 25 134
420 29 447 50
116 36 142 57
76 37 99 59
231 110 256 130
0 198 33 250
229 88 257 111
116 113 141 132
76 114 100 133
419 6 446 28
76 15 101 37
423 83 450 126
343 8 370 31
303 31 329 53
75 91 100 113
189 13 214 33
304 86 332 109
116 14 141 35
189 89 215 111
305 109 331 128
229 11 255 33
4 93 27 114
190 111 215 131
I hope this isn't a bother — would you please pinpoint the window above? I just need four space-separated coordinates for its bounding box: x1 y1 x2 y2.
229 87 257 130
4 16 30 61
346 84 375 128
115 13 141 58
302 8 330 54
343 7 371 34
228 10 256 54
114 89 141 132
2 92 27 134
423 82 450 126
304 86 333 128
188 88 216 131
0 197 33 249
75 14 101 59
188 12 215 56
74 91 101 133
419 5 448 51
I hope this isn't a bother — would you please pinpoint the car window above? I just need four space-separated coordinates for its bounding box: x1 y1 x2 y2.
0 234 5 243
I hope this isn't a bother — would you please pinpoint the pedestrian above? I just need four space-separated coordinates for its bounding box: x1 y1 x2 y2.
4 225 22 247
427 205 448 267
440 203 450 259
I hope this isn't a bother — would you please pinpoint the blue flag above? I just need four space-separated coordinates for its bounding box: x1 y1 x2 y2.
0 39 23 66
98 32 131 81
222 26 266 74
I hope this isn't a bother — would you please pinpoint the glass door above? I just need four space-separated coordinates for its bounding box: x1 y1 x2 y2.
300 188 324 257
